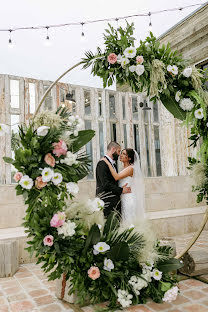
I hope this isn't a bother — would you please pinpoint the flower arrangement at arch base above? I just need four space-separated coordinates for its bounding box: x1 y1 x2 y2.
1 107 184 310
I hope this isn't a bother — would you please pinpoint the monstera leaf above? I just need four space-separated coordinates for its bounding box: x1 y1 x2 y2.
160 94 186 121
70 130 95 153
108 241 129 261
157 258 184 273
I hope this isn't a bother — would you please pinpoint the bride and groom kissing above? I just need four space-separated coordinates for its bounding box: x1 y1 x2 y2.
96 141 145 224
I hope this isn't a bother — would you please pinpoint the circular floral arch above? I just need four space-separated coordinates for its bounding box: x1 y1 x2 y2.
1 21 208 310
34 22 208 259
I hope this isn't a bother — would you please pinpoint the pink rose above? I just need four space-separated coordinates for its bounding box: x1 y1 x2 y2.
43 235 54 247
88 266 100 280
35 176 47 189
44 153 55 167
136 55 144 64
14 172 23 182
107 53 117 64
50 211 66 228
52 140 67 157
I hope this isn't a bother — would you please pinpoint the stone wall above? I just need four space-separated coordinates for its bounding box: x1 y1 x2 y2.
158 3 208 65
0 176 206 237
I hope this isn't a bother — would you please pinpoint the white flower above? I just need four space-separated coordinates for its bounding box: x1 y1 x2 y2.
136 64 145 76
179 98 194 111
37 126 50 136
73 130 78 137
163 286 179 303
129 276 148 290
52 172 63 185
129 224 135 230
175 91 181 102
129 65 136 73
19 175 33 190
141 261 154 271
60 151 77 166
88 197 105 213
182 67 192 78
117 54 122 64
121 57 130 68
124 46 136 58
103 258 114 271
207 122 208 127
117 289 133 308
167 65 178 75
97 224 102 230
66 182 79 195
152 269 162 281
57 220 76 238
141 269 152 282
42 168 54 182
93 242 110 254
68 115 76 123
194 108 204 119
0 124 9 136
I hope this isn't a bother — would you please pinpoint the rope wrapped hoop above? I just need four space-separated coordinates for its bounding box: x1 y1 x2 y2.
34 62 208 259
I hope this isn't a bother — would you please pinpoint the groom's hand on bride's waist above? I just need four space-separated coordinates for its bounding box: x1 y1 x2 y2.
122 183 131 194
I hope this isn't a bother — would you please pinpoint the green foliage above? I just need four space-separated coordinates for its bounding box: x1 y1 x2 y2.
157 258 184 273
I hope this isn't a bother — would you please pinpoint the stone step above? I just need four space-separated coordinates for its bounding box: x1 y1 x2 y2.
0 227 35 264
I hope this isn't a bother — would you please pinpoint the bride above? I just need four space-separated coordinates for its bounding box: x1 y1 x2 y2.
102 148 145 224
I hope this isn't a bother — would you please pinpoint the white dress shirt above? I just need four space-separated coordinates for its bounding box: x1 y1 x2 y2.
104 154 117 171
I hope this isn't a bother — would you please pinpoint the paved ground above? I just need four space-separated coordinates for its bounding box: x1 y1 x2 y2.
1 231 208 312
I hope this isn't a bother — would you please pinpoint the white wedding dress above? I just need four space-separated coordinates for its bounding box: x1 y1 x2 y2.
119 152 145 224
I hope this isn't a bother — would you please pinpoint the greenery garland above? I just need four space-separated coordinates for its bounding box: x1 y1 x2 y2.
82 21 208 207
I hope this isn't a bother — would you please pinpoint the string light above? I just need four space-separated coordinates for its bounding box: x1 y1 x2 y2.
80 22 85 42
0 2 204 46
8 30 14 48
44 26 52 46
148 12 152 33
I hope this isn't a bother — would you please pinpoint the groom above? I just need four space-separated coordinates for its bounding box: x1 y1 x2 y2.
96 141 131 217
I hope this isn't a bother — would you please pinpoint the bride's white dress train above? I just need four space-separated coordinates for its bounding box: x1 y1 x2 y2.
119 151 145 224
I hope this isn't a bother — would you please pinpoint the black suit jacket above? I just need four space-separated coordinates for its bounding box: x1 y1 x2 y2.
96 158 122 217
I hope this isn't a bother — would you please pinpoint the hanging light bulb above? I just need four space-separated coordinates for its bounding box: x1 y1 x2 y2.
44 26 52 46
148 12 153 33
80 22 85 42
8 30 14 48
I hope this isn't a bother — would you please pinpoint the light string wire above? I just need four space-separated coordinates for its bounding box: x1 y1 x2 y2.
0 2 205 33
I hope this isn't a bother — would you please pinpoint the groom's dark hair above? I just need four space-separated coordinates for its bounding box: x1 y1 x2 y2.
107 141 120 151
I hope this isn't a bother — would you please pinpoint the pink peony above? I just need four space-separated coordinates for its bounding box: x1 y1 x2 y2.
44 153 55 167
52 140 67 157
107 53 117 64
50 211 66 228
14 172 23 182
43 235 54 246
136 55 144 64
88 266 100 280
35 176 47 189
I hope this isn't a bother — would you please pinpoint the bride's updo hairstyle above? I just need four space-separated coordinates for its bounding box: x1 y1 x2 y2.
125 148 135 164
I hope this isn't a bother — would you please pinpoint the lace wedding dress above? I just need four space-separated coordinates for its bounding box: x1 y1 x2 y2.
119 152 145 224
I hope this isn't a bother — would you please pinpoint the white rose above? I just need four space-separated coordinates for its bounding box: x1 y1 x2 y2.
129 65 136 73
37 126 50 136
66 182 79 195
136 64 145 76
19 175 33 190
182 67 192 78
57 220 76 238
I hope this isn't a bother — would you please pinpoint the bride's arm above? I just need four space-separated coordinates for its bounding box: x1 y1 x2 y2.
102 158 133 181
